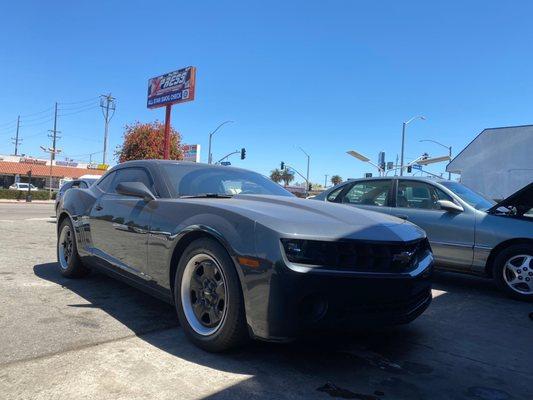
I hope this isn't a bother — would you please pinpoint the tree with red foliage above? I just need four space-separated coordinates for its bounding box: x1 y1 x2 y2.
115 121 183 163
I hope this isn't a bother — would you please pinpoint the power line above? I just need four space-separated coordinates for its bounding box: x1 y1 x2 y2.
58 105 99 117
59 96 99 106
20 106 55 118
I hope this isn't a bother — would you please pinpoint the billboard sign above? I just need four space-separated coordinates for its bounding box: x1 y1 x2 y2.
147 66 196 109
182 144 201 162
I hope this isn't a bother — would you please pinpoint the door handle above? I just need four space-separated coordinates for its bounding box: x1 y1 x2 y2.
95 205 103 211
395 214 409 220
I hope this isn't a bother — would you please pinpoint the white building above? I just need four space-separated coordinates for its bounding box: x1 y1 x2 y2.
446 124 533 200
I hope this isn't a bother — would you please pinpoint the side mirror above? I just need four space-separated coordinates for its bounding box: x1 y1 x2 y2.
437 199 463 213
116 182 156 201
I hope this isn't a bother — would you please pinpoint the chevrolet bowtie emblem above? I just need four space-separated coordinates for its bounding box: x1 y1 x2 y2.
393 251 415 264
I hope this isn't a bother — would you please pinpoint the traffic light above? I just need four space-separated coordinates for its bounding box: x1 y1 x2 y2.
240 148 246 160
407 166 412 173
308 183 312 191
280 161 285 170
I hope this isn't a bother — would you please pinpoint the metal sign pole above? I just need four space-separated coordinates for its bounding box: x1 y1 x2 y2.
163 105 172 159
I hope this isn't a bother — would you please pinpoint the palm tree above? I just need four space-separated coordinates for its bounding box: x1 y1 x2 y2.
331 175 342 186
270 168 283 183
281 170 295 186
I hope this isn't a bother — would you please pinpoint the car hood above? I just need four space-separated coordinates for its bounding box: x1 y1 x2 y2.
181 194 426 242
487 182 533 215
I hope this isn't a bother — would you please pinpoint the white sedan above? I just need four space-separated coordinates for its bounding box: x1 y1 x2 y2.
8 182 39 191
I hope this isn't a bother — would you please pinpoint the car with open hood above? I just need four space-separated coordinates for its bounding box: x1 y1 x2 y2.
56 160 433 351
314 177 533 301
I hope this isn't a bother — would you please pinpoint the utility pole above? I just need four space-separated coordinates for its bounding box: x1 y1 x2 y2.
49 103 60 161
100 94 116 165
40 146 61 200
43 103 61 199
11 115 21 155
324 174 328 188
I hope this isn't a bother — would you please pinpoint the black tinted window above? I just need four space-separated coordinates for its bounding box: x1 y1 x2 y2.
97 172 116 193
59 182 74 193
162 164 293 197
112 168 154 194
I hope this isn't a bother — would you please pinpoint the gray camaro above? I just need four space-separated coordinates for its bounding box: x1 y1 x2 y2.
314 177 533 301
57 160 434 351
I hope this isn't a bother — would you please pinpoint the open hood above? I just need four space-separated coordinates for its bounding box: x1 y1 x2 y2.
488 182 533 215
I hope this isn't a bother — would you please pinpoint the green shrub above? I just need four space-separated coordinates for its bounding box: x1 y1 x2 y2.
0 189 56 200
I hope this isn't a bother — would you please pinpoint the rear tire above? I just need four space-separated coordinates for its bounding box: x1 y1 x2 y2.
57 218 90 278
174 238 248 352
493 244 533 302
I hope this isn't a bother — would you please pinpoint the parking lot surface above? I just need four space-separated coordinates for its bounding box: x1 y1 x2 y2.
0 203 531 400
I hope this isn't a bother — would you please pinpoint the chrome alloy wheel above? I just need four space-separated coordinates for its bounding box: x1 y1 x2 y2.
181 253 228 336
503 254 533 295
58 224 74 270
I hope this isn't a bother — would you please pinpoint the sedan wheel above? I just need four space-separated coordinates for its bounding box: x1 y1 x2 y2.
502 255 533 296
58 224 75 270
494 244 533 302
181 254 228 336
174 238 248 352
56 218 89 278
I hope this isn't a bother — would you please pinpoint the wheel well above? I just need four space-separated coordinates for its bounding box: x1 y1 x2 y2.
485 238 533 277
57 212 70 232
169 231 229 295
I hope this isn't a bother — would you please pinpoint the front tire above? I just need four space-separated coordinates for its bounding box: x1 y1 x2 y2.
493 244 533 302
57 218 90 278
174 238 248 352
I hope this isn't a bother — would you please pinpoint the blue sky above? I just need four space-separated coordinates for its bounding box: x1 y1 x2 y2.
1 1 532 184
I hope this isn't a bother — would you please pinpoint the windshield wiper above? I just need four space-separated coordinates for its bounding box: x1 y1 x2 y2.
178 193 233 199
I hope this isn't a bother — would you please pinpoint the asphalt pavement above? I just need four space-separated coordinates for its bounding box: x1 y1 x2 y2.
0 203 531 400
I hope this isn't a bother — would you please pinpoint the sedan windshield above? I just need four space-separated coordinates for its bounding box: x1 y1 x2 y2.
441 181 495 211
162 164 293 198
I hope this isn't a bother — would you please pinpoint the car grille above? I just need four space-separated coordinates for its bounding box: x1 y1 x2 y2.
281 238 430 273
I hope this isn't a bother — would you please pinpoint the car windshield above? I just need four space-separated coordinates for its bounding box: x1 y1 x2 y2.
162 164 293 198
441 181 495 211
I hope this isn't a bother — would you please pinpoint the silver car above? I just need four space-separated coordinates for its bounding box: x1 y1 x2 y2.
313 177 533 301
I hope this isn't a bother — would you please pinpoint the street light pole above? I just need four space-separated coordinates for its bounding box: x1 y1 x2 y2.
400 115 426 176
207 120 234 164
297 147 310 195
419 139 452 180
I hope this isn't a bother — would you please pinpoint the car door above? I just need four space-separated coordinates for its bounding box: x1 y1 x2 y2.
335 179 394 215
393 179 476 270
88 167 157 279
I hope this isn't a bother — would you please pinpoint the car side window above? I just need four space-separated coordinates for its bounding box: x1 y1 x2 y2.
60 182 73 193
111 168 156 195
342 180 392 206
78 182 88 189
326 187 343 202
97 172 116 193
397 181 453 210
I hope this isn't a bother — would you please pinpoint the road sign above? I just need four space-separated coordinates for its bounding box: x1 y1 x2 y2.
412 164 422 170
221 161 231 166
182 144 201 162
147 66 196 109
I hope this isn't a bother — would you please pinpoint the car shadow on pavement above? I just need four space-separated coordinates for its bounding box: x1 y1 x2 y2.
32 262 528 400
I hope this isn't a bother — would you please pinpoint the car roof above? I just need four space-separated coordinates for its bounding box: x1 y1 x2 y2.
111 159 255 175
342 176 447 184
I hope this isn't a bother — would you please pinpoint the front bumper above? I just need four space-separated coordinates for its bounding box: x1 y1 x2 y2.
248 252 433 341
